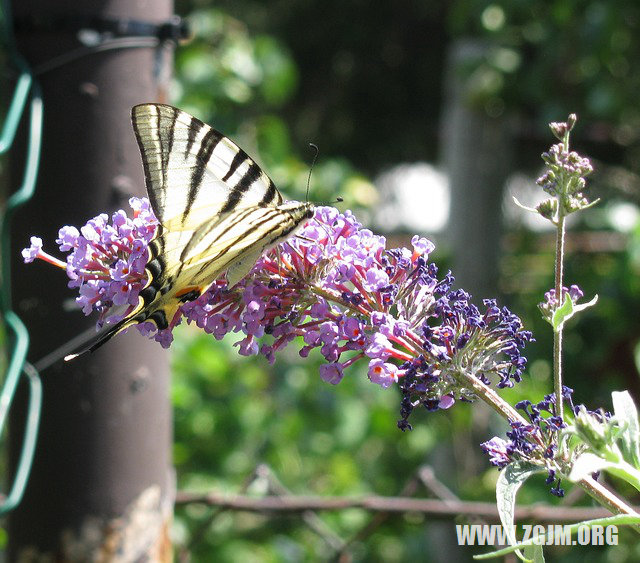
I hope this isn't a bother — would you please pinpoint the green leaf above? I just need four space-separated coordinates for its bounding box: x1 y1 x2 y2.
572 294 599 315
551 294 598 332
551 294 573 332
512 196 540 215
523 543 545 563
612 391 640 468
496 462 545 559
569 452 640 492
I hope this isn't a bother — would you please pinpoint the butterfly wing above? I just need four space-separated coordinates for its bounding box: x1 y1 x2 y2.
131 104 311 324
65 104 313 360
175 201 316 288
132 103 284 227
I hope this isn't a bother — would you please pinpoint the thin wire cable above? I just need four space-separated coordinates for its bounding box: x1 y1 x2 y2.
32 36 160 75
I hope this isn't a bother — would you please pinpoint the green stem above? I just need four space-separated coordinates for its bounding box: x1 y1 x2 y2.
578 477 640 531
554 213 565 417
458 369 530 428
553 126 571 419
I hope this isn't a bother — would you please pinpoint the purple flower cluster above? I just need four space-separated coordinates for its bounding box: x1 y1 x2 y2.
538 143 593 190
23 199 532 423
396 294 533 430
540 284 584 309
23 197 159 329
535 122 594 219
178 206 532 412
481 387 572 468
479 386 599 497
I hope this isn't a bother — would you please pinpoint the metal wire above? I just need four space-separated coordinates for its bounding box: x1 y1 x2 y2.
0 0 43 515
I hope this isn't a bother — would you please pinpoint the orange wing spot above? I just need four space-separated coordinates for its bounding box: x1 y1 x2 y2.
175 286 199 298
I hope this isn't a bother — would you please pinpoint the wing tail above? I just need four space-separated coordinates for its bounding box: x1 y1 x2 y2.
64 316 139 361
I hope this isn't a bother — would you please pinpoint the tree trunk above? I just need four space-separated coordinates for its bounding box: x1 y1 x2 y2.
8 0 175 559
441 39 512 301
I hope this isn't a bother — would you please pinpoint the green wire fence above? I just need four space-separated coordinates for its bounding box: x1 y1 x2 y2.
0 0 43 516
0 0 186 518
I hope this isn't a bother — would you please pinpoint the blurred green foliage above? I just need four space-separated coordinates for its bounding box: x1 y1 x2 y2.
506 217 640 405
451 1 640 126
172 329 449 560
168 0 640 559
173 7 377 220
174 1 448 171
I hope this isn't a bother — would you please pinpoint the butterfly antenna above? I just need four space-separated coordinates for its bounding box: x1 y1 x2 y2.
305 144 344 206
306 143 319 203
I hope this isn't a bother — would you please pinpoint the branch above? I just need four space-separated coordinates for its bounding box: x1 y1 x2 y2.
175 491 612 522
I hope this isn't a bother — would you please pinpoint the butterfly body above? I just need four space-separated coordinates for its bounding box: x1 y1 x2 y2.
66 104 313 359
136 199 313 331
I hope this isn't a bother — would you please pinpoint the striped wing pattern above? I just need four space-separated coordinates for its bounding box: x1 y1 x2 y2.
67 103 313 358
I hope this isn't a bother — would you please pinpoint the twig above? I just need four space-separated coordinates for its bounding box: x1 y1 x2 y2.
337 467 427 555
258 464 347 552
177 465 267 562
418 466 460 503
175 490 613 522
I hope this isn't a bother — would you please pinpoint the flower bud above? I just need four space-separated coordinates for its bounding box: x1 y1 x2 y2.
536 198 557 220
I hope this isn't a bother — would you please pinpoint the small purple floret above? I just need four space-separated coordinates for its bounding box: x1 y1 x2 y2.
21 236 43 263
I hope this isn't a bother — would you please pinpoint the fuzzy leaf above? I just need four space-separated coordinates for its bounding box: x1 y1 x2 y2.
496 462 544 558
572 294 598 315
551 295 573 332
569 452 616 482
612 391 640 468
551 294 598 332
512 196 539 214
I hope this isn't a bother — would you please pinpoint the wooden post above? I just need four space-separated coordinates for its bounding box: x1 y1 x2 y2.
8 0 175 559
441 39 512 300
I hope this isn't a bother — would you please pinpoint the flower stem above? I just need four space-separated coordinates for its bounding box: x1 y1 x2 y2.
554 213 565 418
37 250 67 270
553 125 572 420
578 476 640 531
458 369 529 427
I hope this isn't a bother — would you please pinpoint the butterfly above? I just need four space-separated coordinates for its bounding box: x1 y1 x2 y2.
65 104 314 360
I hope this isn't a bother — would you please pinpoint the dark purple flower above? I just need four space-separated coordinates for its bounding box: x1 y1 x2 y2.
480 436 512 468
480 387 612 497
